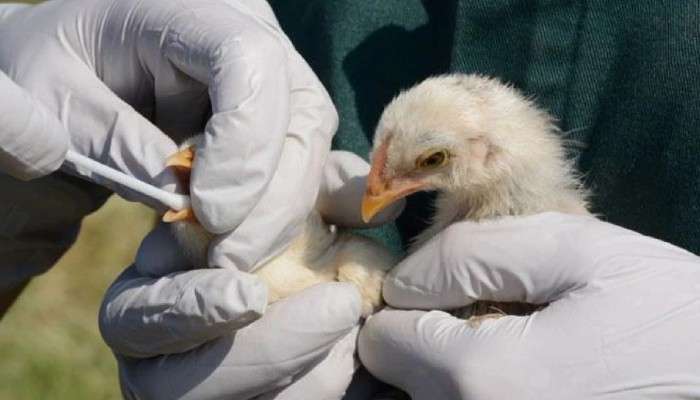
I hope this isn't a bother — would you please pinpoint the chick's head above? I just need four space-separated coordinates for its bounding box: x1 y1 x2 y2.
362 74 572 223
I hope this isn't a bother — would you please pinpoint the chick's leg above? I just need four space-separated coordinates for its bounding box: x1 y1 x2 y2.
166 145 195 171
334 235 398 317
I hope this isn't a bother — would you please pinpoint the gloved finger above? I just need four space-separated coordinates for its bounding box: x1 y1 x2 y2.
29 58 181 211
383 212 615 310
257 327 359 400
359 308 531 400
118 282 362 400
0 71 68 180
161 3 292 234
0 3 29 20
207 51 336 271
99 265 267 358
150 60 209 143
317 151 406 228
134 222 192 277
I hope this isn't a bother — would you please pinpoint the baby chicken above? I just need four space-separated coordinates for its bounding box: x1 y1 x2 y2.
361 74 590 318
163 137 397 317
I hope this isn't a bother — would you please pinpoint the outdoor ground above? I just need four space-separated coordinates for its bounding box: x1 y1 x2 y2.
0 196 154 400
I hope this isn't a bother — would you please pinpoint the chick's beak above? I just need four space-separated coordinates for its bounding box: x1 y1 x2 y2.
361 185 391 224
362 144 425 223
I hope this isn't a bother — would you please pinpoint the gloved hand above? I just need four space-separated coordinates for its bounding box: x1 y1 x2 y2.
100 151 405 400
359 212 700 400
0 0 337 271
0 70 69 180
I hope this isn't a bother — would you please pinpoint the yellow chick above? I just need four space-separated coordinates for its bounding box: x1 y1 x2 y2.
164 136 396 318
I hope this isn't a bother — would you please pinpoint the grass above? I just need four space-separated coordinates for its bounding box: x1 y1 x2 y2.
0 196 155 400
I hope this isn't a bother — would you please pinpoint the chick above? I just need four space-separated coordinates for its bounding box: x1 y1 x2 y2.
361 74 590 319
163 136 396 317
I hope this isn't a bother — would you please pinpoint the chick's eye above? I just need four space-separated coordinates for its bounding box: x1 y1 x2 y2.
417 150 448 169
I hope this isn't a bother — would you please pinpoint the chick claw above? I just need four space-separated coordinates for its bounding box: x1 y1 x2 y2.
163 146 196 223
163 207 195 223
166 146 195 170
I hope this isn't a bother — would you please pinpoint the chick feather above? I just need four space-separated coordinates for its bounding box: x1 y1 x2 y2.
373 74 589 238
367 73 591 319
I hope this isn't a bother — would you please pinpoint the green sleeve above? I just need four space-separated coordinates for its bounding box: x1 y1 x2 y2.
270 0 700 255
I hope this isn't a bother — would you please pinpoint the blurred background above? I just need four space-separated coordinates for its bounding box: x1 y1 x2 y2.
0 1 153 399
0 196 154 400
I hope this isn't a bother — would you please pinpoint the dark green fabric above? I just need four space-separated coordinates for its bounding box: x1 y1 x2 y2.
270 0 700 256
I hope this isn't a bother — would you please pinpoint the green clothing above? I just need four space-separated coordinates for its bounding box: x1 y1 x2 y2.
270 0 700 255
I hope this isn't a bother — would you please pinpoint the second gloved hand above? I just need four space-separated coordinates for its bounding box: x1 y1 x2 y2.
104 266 362 400
359 213 700 400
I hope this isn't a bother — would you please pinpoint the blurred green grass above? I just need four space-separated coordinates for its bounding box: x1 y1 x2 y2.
0 197 155 400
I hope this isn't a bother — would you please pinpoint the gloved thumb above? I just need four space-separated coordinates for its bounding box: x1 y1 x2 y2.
359 308 532 400
317 151 405 228
47 60 181 211
134 222 192 277
383 212 610 309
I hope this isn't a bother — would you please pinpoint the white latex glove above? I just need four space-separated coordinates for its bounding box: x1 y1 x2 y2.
359 212 700 400
0 70 68 180
100 152 404 400
0 0 337 271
